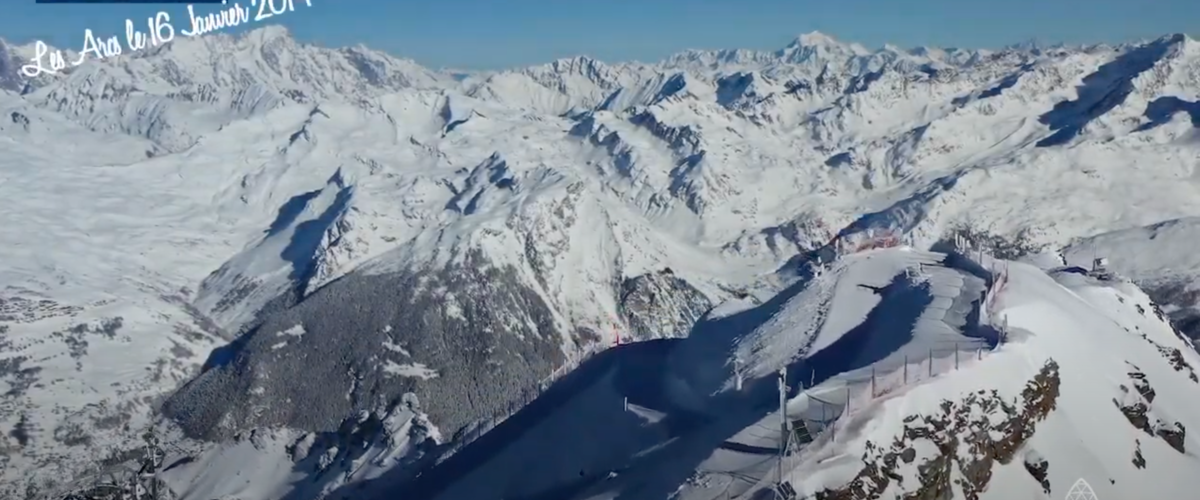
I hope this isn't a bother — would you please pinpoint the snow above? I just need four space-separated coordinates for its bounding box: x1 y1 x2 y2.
163 431 297 500
157 402 441 500
4 22 1200 500
765 254 1200 499
382 361 439 380
278 324 305 338
1064 217 1200 282
331 248 1200 500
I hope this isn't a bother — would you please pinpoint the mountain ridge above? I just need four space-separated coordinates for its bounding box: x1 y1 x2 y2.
2 25 1200 499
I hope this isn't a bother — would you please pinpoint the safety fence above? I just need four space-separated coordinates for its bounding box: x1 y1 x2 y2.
722 253 1013 498
792 342 996 431
868 344 996 398
706 231 1020 498
782 248 1011 498
705 336 1005 500
716 341 1003 499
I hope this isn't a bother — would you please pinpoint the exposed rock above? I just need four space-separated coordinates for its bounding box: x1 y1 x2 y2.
815 360 1061 500
283 397 438 490
1156 421 1186 453
618 270 712 340
1113 369 1187 453
1023 449 1050 493
1141 281 1200 343
1127 364 1156 402
1162 347 1199 382
1135 332 1198 382
1132 440 1146 469
0 294 83 324
1114 398 1153 433
47 317 126 371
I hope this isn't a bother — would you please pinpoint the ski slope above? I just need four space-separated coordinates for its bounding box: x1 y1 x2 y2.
284 246 1200 500
4 26 1200 499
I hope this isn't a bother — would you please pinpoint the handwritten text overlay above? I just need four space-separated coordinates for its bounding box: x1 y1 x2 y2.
21 0 313 78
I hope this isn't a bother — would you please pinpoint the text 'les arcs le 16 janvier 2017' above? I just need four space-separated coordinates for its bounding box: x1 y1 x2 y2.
21 0 313 79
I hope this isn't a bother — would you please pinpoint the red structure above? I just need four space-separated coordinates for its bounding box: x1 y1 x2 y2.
846 230 901 253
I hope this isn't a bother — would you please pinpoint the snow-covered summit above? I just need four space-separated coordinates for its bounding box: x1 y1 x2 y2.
3 25 1200 500
305 247 1200 500
778 30 874 61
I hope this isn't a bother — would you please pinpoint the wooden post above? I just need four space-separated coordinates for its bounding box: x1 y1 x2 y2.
871 366 876 397
928 349 933 377
903 356 908 384
955 344 959 370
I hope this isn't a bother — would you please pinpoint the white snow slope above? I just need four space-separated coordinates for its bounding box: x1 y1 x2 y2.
368 247 1200 500
1 22 1200 499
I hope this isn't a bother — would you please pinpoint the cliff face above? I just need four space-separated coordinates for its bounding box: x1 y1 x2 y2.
618 269 712 341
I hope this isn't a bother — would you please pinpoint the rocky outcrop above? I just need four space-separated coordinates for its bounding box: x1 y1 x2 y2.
283 394 440 493
1157 422 1186 453
1023 450 1051 493
1134 332 1199 382
814 359 1060 500
617 269 711 340
1114 366 1187 454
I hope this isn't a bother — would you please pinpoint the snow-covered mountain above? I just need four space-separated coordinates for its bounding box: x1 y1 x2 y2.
315 246 1200 500
1 25 1200 499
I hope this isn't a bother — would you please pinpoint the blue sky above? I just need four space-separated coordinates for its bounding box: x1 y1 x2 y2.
4 0 1198 69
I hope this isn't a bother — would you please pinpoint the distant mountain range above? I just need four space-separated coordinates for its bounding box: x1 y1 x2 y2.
1 26 1199 499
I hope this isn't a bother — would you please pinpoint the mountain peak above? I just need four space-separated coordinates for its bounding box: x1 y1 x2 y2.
547 55 604 68
243 24 294 45
777 30 872 60
790 31 841 48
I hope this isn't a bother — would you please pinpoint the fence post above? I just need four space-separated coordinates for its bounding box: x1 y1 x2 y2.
955 344 959 370
822 401 827 439
903 356 908 384
831 402 836 441
928 349 933 377
871 366 876 397
977 348 981 361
